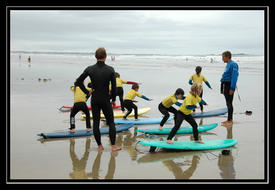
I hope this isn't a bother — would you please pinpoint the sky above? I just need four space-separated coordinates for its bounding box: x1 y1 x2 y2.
10 10 265 55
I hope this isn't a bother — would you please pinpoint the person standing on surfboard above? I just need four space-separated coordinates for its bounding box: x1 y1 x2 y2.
69 81 92 133
110 72 141 112
75 47 121 151
158 88 185 130
167 83 207 144
220 51 239 126
189 66 212 113
122 83 152 120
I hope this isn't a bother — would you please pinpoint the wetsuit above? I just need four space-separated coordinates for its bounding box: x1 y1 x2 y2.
189 73 211 112
159 94 183 127
75 61 117 146
167 93 207 141
220 60 239 121
110 78 137 112
123 89 149 119
70 86 91 130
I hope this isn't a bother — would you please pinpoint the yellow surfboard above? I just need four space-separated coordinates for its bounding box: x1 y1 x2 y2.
82 107 151 119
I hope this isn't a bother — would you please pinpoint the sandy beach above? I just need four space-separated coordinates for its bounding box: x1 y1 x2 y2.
10 52 265 180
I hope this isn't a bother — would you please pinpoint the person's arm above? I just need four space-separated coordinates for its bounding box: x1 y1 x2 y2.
141 95 150 101
230 64 239 91
200 99 207 105
189 75 193 85
126 81 138 85
186 105 197 110
110 70 117 102
205 81 212 89
75 70 89 95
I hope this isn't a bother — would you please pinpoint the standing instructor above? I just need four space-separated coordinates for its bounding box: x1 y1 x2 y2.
220 51 239 126
75 47 121 151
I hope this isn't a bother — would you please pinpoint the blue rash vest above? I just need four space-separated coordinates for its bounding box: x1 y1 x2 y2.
220 60 239 91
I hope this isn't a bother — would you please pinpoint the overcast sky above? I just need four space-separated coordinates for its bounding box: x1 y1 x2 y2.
10 10 264 55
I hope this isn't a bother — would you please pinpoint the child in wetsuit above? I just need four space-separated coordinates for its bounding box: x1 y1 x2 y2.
70 81 92 133
167 83 207 144
189 66 212 113
158 88 185 130
123 83 152 120
112 72 140 112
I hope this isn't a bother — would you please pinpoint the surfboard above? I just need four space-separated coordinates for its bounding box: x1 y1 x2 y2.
136 123 218 134
82 107 151 119
138 139 237 150
59 105 121 112
37 123 133 139
192 108 227 118
113 117 173 125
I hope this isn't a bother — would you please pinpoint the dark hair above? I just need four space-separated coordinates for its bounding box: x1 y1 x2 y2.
115 72 120 78
195 66 202 75
132 83 139 90
175 88 184 96
222 51 232 59
95 47 107 59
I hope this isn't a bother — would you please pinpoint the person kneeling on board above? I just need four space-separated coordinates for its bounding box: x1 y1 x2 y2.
159 88 185 130
167 83 207 144
70 81 92 133
123 83 152 120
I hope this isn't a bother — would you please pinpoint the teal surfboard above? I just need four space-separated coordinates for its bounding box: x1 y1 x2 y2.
113 117 173 125
192 108 227 118
136 123 218 135
138 139 237 150
37 124 133 139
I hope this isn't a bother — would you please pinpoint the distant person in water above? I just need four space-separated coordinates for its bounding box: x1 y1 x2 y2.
189 66 212 113
158 88 185 130
220 51 239 126
28 56 31 63
123 83 152 120
167 83 207 144
70 81 92 133
110 72 141 112
75 47 121 151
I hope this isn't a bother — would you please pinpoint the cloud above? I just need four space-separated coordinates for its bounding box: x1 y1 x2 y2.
10 10 264 55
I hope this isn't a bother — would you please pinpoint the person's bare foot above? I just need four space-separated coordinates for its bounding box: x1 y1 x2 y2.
221 120 233 126
167 140 173 144
98 145 104 151
86 128 92 132
195 139 204 143
159 126 163 130
122 118 128 120
111 145 121 151
135 118 140 121
69 129 75 133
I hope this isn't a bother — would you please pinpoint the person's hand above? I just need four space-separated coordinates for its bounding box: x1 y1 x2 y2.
229 90 234 95
149 99 153 101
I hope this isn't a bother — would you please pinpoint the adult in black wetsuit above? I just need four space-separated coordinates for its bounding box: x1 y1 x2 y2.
75 48 121 151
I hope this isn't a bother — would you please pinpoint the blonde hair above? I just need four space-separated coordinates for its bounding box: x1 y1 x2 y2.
190 83 202 97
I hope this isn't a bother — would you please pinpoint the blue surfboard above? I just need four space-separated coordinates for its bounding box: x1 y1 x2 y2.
136 123 218 135
37 124 133 139
113 117 173 125
138 139 237 150
192 108 227 118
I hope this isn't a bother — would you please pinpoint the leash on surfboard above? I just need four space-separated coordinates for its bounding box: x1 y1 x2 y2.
235 86 252 115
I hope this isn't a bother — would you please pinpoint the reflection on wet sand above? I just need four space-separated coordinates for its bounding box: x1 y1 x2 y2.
218 125 235 179
69 137 118 179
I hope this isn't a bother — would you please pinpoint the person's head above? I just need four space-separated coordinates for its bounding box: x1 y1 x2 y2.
115 72 120 78
190 83 203 97
132 83 139 91
195 66 202 75
95 47 107 61
175 88 184 99
222 51 232 63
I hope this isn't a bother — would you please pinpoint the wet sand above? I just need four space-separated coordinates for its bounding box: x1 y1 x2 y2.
10 53 265 180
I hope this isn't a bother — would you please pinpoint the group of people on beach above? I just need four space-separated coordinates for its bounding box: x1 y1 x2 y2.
69 47 239 151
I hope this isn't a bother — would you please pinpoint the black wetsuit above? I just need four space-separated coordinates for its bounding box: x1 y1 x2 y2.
75 61 117 146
